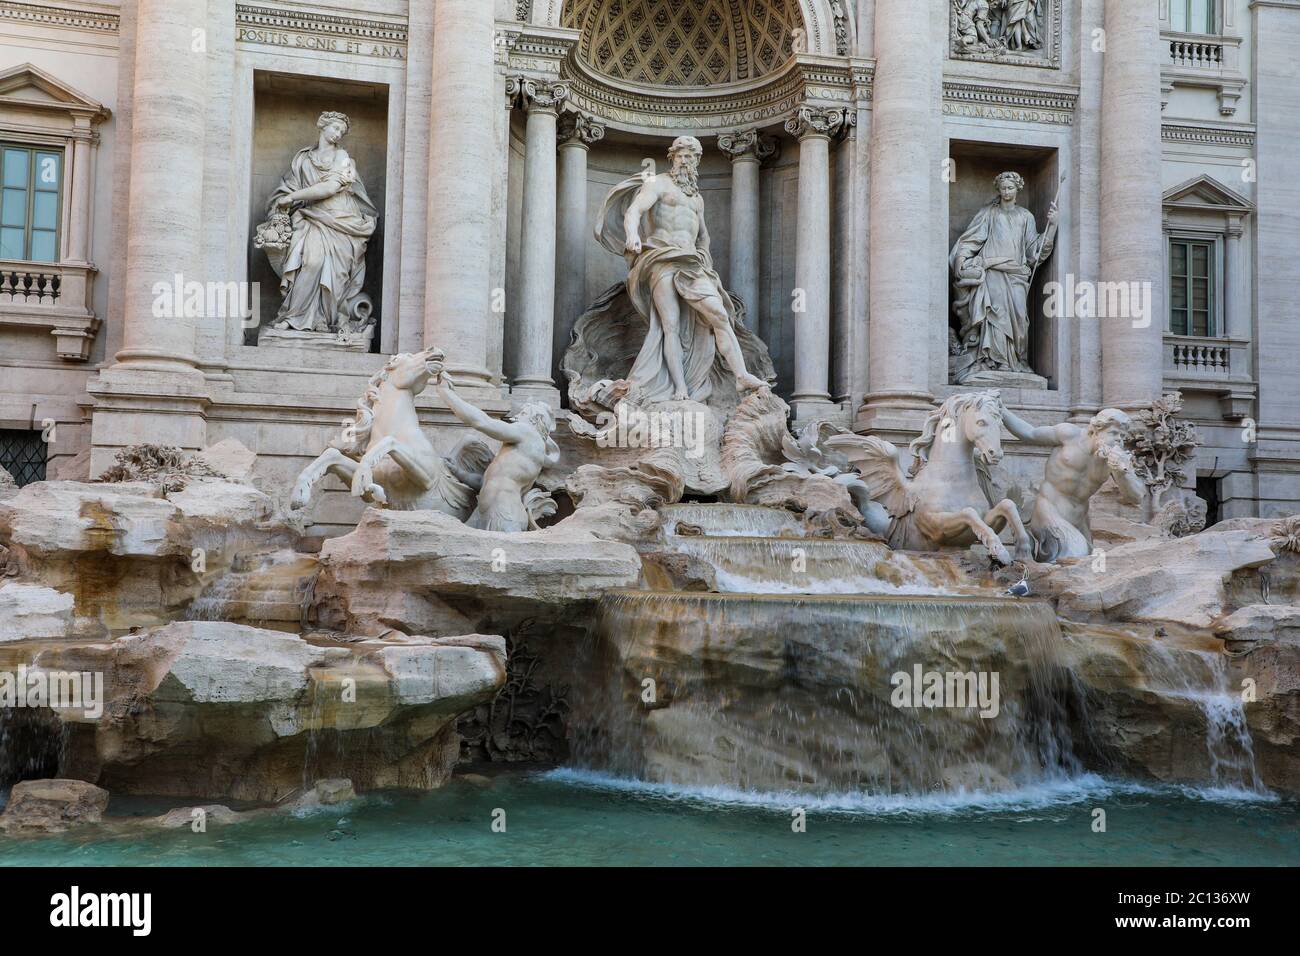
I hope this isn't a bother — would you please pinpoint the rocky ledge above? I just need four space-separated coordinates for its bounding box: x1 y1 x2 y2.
1 621 505 802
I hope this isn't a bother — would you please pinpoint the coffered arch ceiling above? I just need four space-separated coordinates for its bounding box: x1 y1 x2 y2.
561 0 806 88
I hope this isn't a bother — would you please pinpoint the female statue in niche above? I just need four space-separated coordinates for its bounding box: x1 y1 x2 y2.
949 170 1058 384
257 110 378 338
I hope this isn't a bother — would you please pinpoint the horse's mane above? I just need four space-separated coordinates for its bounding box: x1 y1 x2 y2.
332 355 401 457
907 392 1002 505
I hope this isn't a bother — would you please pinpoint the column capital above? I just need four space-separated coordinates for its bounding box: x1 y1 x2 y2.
557 111 606 148
507 76 569 115
717 128 780 164
784 106 854 142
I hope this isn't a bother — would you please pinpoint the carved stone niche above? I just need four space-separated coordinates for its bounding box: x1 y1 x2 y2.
247 72 389 354
949 0 1061 70
947 140 1062 390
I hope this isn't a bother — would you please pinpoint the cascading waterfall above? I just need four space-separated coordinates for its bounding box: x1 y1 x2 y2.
569 591 1086 795
564 503 1266 798
185 549 319 627
657 503 809 538
1134 638 1263 791
0 707 69 789
665 534 976 595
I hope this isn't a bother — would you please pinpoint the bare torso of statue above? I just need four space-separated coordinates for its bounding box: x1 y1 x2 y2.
641 177 704 253
1001 407 1145 561
610 136 765 402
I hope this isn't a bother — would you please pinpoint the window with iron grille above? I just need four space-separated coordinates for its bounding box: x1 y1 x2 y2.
0 429 46 486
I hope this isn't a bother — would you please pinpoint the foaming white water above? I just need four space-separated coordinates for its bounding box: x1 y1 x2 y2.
541 767 1153 816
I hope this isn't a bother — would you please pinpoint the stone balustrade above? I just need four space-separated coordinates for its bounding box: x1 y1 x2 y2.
1167 35 1225 69
0 259 97 360
1160 30 1245 116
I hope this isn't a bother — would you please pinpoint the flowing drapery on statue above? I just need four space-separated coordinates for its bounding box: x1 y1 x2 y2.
261 111 378 334
949 171 1057 383
592 137 766 406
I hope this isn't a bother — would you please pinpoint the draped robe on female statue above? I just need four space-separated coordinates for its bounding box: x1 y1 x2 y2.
949 199 1052 378
269 147 378 332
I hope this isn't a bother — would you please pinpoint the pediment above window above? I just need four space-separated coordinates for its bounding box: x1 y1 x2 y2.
0 63 109 126
1162 174 1253 215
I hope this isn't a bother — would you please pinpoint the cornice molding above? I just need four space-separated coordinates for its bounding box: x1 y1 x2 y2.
0 2 118 34
235 4 407 46
942 80 1076 125
1162 122 1256 147
560 53 871 136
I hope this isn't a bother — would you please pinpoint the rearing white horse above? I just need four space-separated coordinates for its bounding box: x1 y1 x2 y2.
289 348 490 516
827 391 1032 565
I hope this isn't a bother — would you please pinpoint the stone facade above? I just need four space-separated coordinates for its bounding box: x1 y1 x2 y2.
0 0 1296 534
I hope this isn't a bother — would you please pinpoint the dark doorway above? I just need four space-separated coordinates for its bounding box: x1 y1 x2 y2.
1196 475 1221 528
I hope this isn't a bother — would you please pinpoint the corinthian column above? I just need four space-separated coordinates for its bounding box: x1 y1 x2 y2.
717 129 777 328
508 78 567 397
859 0 936 434
1100 0 1164 409
554 111 604 388
88 0 210 472
785 107 847 418
425 0 496 387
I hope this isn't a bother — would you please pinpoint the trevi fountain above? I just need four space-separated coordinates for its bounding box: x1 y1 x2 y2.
0 134 1296 868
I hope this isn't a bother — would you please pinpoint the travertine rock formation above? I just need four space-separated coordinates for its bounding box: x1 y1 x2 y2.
21 621 505 801
0 779 110 833
316 507 642 637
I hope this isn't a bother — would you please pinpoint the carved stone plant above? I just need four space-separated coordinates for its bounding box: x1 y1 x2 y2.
97 444 223 492
1129 392 1202 514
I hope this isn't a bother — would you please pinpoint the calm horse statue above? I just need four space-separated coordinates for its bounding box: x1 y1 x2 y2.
826 391 1032 565
289 348 491 516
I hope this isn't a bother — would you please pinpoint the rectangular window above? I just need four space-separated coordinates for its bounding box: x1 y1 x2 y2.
0 144 62 263
1169 238 1216 337
0 429 47 487
1171 0 1216 33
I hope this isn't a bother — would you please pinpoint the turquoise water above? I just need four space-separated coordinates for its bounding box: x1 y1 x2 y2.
2 770 1297 866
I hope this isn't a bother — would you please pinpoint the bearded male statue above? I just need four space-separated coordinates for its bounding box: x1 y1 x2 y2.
594 136 767 405
1001 407 1145 562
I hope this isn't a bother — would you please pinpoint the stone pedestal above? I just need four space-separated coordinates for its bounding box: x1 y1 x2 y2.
258 326 375 353
952 368 1049 391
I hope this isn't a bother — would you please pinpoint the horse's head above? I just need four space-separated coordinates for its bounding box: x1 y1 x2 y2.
956 391 1005 469
911 390 1006 478
387 348 446 393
